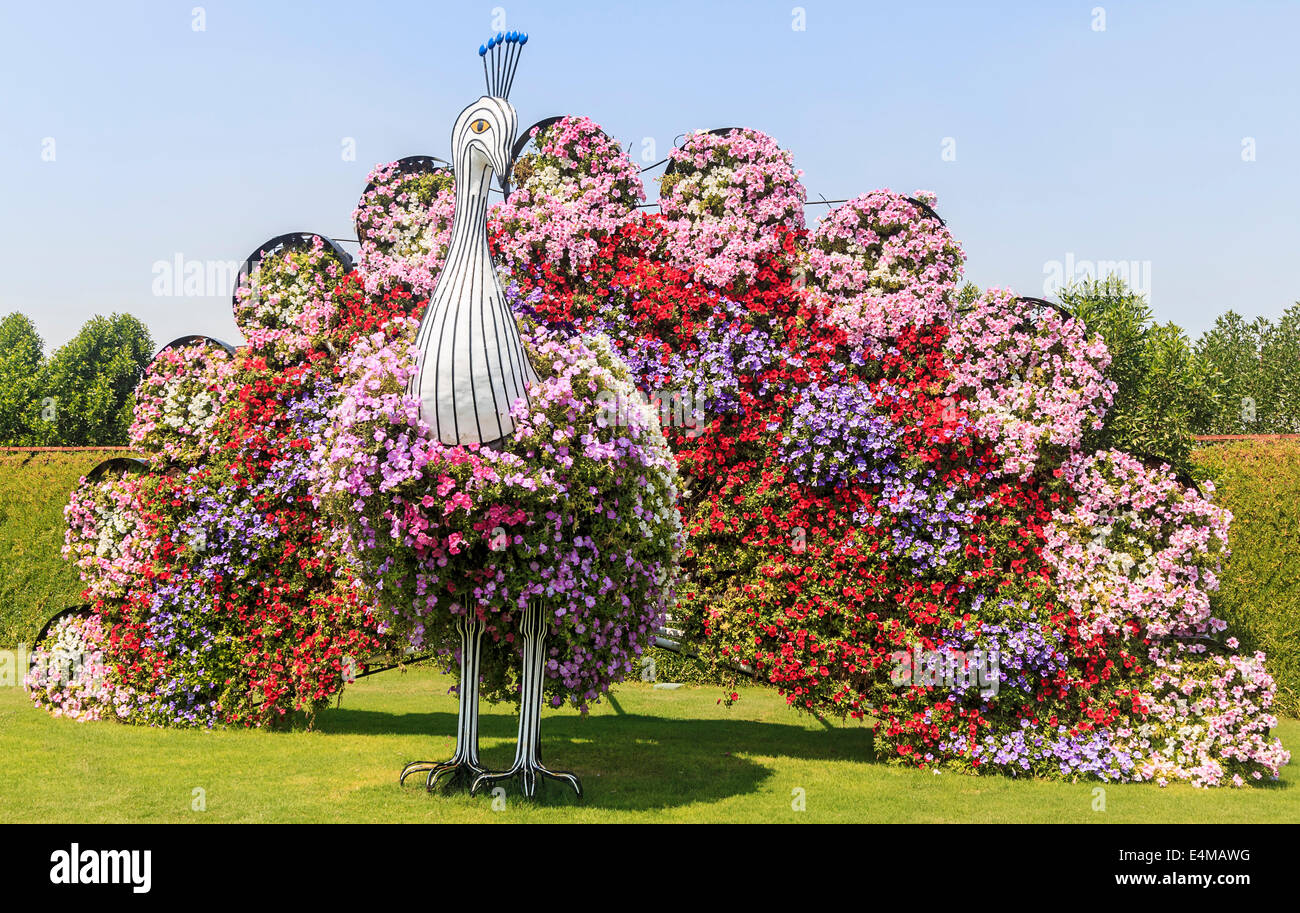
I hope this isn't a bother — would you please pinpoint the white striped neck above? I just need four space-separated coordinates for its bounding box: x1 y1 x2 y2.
443 145 496 283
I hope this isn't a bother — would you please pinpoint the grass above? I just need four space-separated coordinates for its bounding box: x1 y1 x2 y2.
0 450 133 645
1 665 1295 823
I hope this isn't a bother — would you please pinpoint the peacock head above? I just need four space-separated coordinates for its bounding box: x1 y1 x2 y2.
453 96 517 185
456 31 527 189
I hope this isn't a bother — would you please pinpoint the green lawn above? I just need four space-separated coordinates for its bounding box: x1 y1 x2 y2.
1 665 1295 823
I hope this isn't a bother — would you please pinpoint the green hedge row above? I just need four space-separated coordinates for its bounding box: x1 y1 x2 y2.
0 451 130 645
1192 440 1300 715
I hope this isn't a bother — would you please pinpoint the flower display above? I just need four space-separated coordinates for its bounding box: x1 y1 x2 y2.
354 161 456 297
128 340 234 466
946 289 1115 479
494 116 645 278
35 107 1287 789
659 129 805 289
233 235 347 364
1125 644 1290 787
807 190 963 355
1043 449 1232 639
25 612 135 722
63 471 153 603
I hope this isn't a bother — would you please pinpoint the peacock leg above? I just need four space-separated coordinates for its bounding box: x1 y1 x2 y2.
400 609 486 791
470 599 582 800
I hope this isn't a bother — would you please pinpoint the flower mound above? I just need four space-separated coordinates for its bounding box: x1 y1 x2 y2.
354 162 456 297
659 128 805 289
808 190 963 355
947 289 1115 479
63 471 153 603
234 235 346 364
494 116 645 277
128 341 234 466
26 613 134 722
1044 449 1231 639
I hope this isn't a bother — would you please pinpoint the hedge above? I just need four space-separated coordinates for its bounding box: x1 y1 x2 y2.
1192 440 1300 715
0 451 133 645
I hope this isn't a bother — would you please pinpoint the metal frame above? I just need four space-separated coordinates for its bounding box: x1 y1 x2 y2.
33 604 93 649
360 155 452 197
84 456 149 484
155 335 238 359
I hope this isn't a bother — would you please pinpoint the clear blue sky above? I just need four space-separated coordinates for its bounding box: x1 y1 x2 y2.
2 0 1297 351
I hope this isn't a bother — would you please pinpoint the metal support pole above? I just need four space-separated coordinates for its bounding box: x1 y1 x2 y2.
400 606 486 791
471 599 582 799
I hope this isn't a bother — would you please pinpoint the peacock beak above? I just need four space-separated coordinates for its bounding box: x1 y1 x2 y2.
490 141 512 191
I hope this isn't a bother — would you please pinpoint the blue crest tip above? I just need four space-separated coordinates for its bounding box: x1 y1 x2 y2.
520 32 528 44
496 31 504 43
478 43 487 56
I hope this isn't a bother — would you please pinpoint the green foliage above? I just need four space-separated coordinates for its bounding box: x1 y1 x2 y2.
1058 276 1218 471
0 314 46 445
644 645 731 686
30 314 153 446
1257 304 1300 432
1193 304 1300 434
1191 441 1300 716
0 452 134 645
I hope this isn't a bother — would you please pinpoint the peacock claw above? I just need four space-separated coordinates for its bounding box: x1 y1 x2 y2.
470 762 582 800
400 756 485 792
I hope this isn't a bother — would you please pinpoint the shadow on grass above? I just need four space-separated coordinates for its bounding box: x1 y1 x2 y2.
314 706 875 810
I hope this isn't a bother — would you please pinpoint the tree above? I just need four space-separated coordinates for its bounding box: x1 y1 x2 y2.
1194 310 1268 434
1058 276 1218 471
1257 304 1300 433
1195 303 1300 434
32 314 154 446
0 313 46 444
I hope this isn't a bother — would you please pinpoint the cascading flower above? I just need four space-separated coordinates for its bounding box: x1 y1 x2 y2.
494 115 645 277
1125 643 1290 787
1043 448 1232 639
659 128 805 289
946 288 1115 479
128 340 234 466
63 471 153 603
807 190 963 355
354 161 456 297
25 612 135 722
234 235 347 364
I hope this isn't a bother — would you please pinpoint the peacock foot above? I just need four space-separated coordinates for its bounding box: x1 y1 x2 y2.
470 761 582 800
400 755 485 792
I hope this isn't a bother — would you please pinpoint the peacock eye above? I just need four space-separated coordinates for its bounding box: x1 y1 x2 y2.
470 118 490 134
